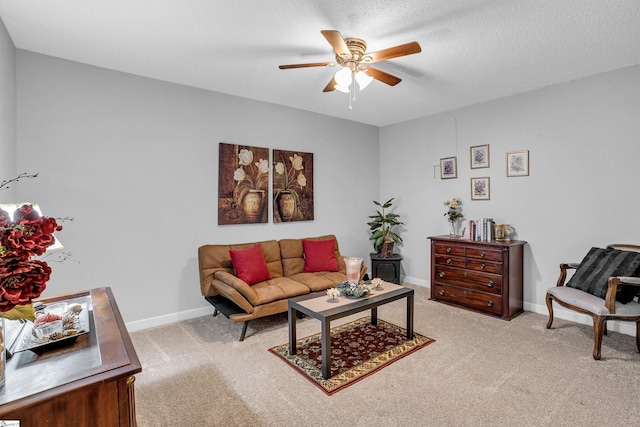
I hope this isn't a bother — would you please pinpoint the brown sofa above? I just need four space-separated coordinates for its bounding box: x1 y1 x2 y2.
198 234 364 340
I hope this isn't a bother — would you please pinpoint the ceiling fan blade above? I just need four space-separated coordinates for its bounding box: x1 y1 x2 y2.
321 30 350 56
365 41 422 63
322 77 336 92
363 67 402 86
279 62 334 69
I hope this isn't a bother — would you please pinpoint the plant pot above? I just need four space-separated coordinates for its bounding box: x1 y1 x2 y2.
377 241 394 258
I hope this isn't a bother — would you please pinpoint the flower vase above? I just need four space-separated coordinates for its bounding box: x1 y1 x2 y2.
0 317 5 388
243 190 265 223
449 220 460 238
277 191 296 222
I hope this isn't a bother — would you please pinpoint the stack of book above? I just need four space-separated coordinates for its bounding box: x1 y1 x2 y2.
466 218 494 241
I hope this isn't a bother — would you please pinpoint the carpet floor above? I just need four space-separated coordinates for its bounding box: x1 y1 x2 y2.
130 283 640 426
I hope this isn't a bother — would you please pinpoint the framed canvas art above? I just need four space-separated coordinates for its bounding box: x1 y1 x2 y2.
218 142 269 225
272 149 314 222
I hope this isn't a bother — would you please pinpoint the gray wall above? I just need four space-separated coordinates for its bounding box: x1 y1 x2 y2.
380 64 640 333
6 43 640 335
15 51 379 328
0 17 16 200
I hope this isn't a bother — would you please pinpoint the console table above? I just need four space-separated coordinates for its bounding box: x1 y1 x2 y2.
429 236 526 320
0 287 142 426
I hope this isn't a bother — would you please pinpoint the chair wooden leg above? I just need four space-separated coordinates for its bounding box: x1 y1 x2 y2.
593 316 606 360
545 293 554 329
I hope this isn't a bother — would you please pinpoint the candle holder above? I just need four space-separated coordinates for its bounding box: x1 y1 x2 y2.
344 257 363 285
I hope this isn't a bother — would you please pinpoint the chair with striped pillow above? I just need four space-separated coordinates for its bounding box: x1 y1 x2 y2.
546 244 640 359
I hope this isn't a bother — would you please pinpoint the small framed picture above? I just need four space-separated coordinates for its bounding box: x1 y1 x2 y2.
440 157 457 179
470 144 490 169
471 177 490 200
506 150 529 177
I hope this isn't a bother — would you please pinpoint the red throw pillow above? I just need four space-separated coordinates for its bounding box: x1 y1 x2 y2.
229 244 272 285
303 239 339 272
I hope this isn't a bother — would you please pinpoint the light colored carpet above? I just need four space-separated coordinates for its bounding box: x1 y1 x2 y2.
130 284 640 426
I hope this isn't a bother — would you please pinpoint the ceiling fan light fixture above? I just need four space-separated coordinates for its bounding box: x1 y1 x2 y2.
334 67 353 87
355 70 373 90
334 84 350 93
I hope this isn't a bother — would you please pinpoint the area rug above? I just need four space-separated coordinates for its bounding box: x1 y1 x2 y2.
268 317 435 395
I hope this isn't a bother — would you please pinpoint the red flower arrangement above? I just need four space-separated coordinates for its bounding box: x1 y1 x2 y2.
0 204 62 320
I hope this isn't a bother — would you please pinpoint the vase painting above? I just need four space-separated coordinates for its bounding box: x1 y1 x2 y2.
276 191 296 222
218 143 269 225
272 149 314 223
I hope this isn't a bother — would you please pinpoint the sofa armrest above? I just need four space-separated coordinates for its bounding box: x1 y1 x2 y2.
556 262 580 286
604 276 640 314
214 270 259 306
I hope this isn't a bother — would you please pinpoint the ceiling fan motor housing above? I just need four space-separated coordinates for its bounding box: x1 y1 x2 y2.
336 38 370 70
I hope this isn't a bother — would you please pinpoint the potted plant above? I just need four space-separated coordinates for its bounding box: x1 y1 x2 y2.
367 198 403 258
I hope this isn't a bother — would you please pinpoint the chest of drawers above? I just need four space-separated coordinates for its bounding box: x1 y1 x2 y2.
429 236 526 319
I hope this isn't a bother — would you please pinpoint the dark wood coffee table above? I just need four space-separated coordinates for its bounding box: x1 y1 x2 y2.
288 282 414 379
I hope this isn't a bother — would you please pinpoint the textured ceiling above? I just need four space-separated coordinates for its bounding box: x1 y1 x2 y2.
1 0 639 127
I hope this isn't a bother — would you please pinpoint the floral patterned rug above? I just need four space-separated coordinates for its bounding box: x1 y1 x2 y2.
269 317 435 395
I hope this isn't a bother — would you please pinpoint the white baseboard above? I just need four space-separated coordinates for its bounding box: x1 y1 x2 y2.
125 305 212 332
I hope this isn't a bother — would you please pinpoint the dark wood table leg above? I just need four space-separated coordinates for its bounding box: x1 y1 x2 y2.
288 306 297 355
321 319 331 379
371 307 378 325
406 293 414 339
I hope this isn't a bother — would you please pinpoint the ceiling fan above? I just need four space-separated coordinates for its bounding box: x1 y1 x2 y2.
279 30 422 93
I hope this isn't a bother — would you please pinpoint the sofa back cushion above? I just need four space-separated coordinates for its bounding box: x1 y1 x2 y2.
198 239 282 296
229 244 272 285
280 235 346 276
302 238 339 272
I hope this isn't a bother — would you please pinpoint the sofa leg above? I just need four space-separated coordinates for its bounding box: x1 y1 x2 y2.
239 322 249 341
212 308 219 317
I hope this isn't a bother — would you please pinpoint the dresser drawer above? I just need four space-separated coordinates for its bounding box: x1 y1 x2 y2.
466 259 502 274
434 254 465 268
434 242 465 257
433 283 503 316
466 247 503 262
434 266 502 293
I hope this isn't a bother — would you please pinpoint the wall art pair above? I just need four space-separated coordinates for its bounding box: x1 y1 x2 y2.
217 143 314 225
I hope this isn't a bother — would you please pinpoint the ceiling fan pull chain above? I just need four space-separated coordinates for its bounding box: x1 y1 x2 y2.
349 82 353 109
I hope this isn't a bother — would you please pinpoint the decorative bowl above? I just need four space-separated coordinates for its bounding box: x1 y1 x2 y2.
335 281 370 298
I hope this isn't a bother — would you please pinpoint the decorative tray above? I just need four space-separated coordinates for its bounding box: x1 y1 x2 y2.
11 296 91 354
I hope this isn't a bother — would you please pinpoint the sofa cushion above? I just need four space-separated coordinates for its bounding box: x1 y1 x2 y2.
229 244 272 285
566 247 640 302
302 238 339 273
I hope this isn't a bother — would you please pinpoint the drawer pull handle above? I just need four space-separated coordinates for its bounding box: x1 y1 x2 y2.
446 248 452 253
481 263 486 269
439 272 445 278
446 258 452 264
487 300 494 307
439 290 445 296
480 252 486 257
487 281 494 288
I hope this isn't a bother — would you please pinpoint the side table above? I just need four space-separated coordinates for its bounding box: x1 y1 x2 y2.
370 253 403 284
